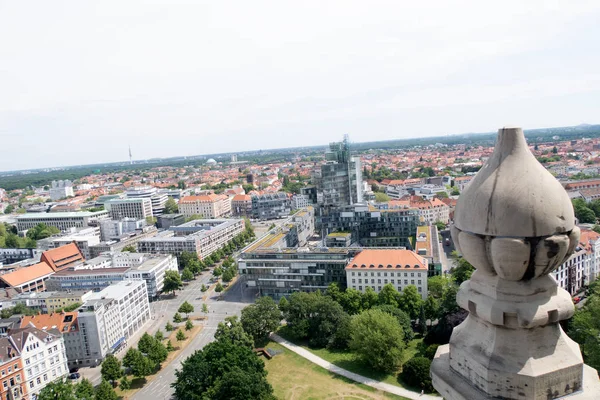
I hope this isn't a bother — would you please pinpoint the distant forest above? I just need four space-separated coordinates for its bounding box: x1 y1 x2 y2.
1 125 598 191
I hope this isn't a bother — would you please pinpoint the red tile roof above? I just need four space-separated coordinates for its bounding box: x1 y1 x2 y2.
346 249 428 270
0 263 54 288
41 243 85 272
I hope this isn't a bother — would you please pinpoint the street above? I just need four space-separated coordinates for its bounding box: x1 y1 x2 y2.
78 267 257 399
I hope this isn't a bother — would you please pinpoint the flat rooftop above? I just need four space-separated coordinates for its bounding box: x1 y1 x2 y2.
17 211 107 219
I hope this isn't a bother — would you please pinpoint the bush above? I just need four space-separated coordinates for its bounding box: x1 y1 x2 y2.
401 357 433 392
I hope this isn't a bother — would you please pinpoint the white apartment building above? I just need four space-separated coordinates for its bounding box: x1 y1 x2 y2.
345 249 429 299
580 229 600 284
178 194 232 219
106 198 153 220
138 219 244 260
99 218 146 241
13 327 68 399
49 180 74 201
413 198 450 225
554 248 587 296
16 211 109 232
89 280 151 339
124 255 179 299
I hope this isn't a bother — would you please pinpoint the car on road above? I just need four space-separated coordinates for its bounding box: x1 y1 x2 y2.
445 238 451 246
68 373 81 380
573 296 582 304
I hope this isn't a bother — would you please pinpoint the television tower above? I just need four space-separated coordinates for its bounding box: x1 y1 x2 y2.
129 146 133 165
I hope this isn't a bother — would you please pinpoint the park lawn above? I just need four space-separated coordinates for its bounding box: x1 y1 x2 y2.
279 328 423 390
264 342 408 400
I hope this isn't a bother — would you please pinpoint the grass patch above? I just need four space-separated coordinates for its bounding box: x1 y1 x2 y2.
264 341 409 400
277 327 423 390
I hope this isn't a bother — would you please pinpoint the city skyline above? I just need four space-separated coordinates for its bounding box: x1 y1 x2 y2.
2 1 600 171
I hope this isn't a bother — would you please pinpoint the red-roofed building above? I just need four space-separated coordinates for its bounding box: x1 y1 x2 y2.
0 262 54 293
41 243 85 272
178 194 232 218
345 249 428 299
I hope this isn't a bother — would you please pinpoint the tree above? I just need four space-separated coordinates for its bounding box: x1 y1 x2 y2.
164 197 179 214
202 303 209 314
173 313 183 323
213 266 223 277
241 296 282 345
428 275 454 299
374 304 414 343
155 329 164 341
95 380 118 400
434 220 446 231
278 296 289 313
119 376 131 391
215 316 254 348
378 283 399 307
74 379 95 400
172 338 275 400
166 340 175 352
176 329 186 341
222 267 236 282
398 285 423 320
121 244 136 252
165 322 175 332
362 286 379 310
163 270 183 295
401 357 433 392
26 223 60 240
569 295 600 370
185 319 194 331
424 295 441 323
178 301 194 318
138 333 155 354
349 309 405 372
181 268 194 282
452 256 475 285
201 283 207 292
101 355 122 386
374 192 391 202
123 348 153 379
215 282 224 292
38 380 76 400
552 146 558 154
4 205 14 214
146 216 158 226
338 288 364 315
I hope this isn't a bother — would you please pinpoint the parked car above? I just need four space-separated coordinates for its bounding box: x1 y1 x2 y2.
68 373 81 380
573 296 582 304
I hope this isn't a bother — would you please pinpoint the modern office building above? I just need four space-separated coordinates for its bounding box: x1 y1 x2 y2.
312 135 363 208
344 249 429 299
106 198 153 220
49 180 74 201
178 194 232 219
99 218 146 241
0 249 37 266
156 214 185 230
16 211 109 232
231 195 253 217
291 194 311 210
319 204 419 248
77 298 124 366
88 281 150 339
125 186 168 217
89 226 158 258
138 219 244 260
251 193 291 220
45 268 129 292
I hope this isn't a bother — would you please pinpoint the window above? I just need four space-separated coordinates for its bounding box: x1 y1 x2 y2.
3 381 7 389
29 381 34 389
36 378 41 385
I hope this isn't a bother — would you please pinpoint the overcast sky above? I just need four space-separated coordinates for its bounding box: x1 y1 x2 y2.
1 1 599 171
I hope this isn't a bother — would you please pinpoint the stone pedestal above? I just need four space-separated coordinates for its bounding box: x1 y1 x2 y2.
432 346 600 400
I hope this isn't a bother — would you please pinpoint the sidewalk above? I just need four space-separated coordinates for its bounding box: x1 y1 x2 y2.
270 334 440 400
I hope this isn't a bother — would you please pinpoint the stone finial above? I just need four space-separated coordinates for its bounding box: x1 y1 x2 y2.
450 127 580 281
454 127 574 237
431 127 600 400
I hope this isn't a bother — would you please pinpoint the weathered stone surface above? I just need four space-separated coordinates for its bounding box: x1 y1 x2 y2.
454 127 574 238
457 231 494 274
490 237 530 281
